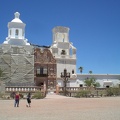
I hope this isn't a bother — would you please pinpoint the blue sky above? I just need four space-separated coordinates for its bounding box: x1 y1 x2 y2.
0 0 120 74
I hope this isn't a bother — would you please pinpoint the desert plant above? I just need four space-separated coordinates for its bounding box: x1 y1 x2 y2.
75 90 91 98
106 88 113 96
111 87 120 96
105 87 120 96
89 70 92 74
93 82 100 88
32 91 44 99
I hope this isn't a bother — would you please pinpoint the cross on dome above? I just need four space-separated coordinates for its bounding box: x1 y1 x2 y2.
11 12 23 23
15 12 20 18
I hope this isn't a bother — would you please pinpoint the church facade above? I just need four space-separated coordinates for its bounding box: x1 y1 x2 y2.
34 47 56 91
0 12 120 93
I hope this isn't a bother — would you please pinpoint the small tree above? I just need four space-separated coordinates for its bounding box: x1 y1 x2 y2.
75 90 91 98
84 78 100 88
94 82 100 88
89 70 92 74
32 91 45 99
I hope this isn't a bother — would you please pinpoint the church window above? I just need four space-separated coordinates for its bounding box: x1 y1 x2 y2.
72 69 74 74
40 67 44 74
61 50 66 55
63 34 65 42
43 67 47 74
36 67 48 77
36 67 40 75
15 29 19 38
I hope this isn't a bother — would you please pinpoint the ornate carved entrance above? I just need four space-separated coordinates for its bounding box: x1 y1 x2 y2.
34 48 56 93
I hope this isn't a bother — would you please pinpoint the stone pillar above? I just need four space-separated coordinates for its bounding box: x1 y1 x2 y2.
56 84 60 95
43 82 46 96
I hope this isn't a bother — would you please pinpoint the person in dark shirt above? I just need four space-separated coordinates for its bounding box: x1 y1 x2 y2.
26 92 31 107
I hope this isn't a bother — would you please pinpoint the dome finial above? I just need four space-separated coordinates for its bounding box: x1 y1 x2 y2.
14 12 20 19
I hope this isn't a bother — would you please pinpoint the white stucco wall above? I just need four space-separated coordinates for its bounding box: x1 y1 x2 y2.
57 74 120 88
57 60 76 78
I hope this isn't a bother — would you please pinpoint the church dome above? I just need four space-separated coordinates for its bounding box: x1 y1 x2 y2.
11 12 23 23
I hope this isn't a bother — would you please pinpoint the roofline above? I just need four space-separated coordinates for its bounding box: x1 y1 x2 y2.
77 73 120 75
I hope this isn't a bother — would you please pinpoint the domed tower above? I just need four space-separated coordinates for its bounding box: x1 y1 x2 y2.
3 12 30 45
51 26 77 79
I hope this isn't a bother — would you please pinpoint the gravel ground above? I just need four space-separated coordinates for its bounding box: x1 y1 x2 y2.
0 95 120 120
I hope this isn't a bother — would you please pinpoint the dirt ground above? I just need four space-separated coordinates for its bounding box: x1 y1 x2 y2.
0 95 120 120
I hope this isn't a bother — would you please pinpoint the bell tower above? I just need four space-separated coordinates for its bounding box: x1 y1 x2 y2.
53 26 69 43
3 12 30 46
51 26 76 78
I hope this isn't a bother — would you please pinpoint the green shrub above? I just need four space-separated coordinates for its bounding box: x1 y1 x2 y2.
32 91 44 99
111 87 120 96
106 88 113 96
106 87 120 96
75 90 91 98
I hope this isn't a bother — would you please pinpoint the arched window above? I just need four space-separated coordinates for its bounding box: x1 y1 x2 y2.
61 50 66 55
72 69 74 74
63 34 65 42
15 29 19 38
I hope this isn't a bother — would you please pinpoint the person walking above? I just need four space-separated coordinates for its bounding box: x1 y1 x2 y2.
14 92 20 107
26 92 31 107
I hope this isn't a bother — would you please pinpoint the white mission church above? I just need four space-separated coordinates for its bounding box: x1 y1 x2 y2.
0 12 120 93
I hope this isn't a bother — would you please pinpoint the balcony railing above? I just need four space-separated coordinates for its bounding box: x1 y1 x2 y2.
5 86 43 93
59 87 106 92
36 74 48 77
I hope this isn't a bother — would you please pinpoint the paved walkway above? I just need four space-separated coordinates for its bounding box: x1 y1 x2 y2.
0 95 120 120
